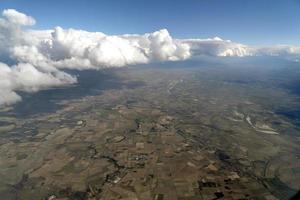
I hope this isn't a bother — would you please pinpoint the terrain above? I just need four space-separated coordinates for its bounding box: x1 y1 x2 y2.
0 58 300 200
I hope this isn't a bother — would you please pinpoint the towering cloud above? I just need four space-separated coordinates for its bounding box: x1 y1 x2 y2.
0 9 76 106
0 9 299 106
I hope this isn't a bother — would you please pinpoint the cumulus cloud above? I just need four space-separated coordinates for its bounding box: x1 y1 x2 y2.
0 62 76 106
0 8 299 106
38 27 190 68
0 9 193 105
2 9 35 26
182 37 252 57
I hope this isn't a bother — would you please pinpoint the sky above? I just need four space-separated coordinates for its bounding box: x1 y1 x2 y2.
0 1 300 106
0 0 300 45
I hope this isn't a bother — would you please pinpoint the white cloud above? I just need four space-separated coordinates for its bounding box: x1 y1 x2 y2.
252 45 300 57
2 9 35 26
182 38 252 57
0 8 299 106
42 28 190 68
0 62 76 106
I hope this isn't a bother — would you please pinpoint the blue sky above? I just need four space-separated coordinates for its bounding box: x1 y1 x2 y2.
0 0 300 45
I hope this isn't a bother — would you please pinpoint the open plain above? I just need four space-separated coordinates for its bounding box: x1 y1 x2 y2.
0 62 300 200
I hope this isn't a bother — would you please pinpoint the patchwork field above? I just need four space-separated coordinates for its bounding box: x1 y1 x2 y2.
0 63 299 200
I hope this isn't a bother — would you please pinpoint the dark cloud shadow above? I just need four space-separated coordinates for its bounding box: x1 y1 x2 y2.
5 69 144 118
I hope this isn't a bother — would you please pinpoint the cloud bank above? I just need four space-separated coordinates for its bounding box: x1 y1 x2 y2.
0 9 299 106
